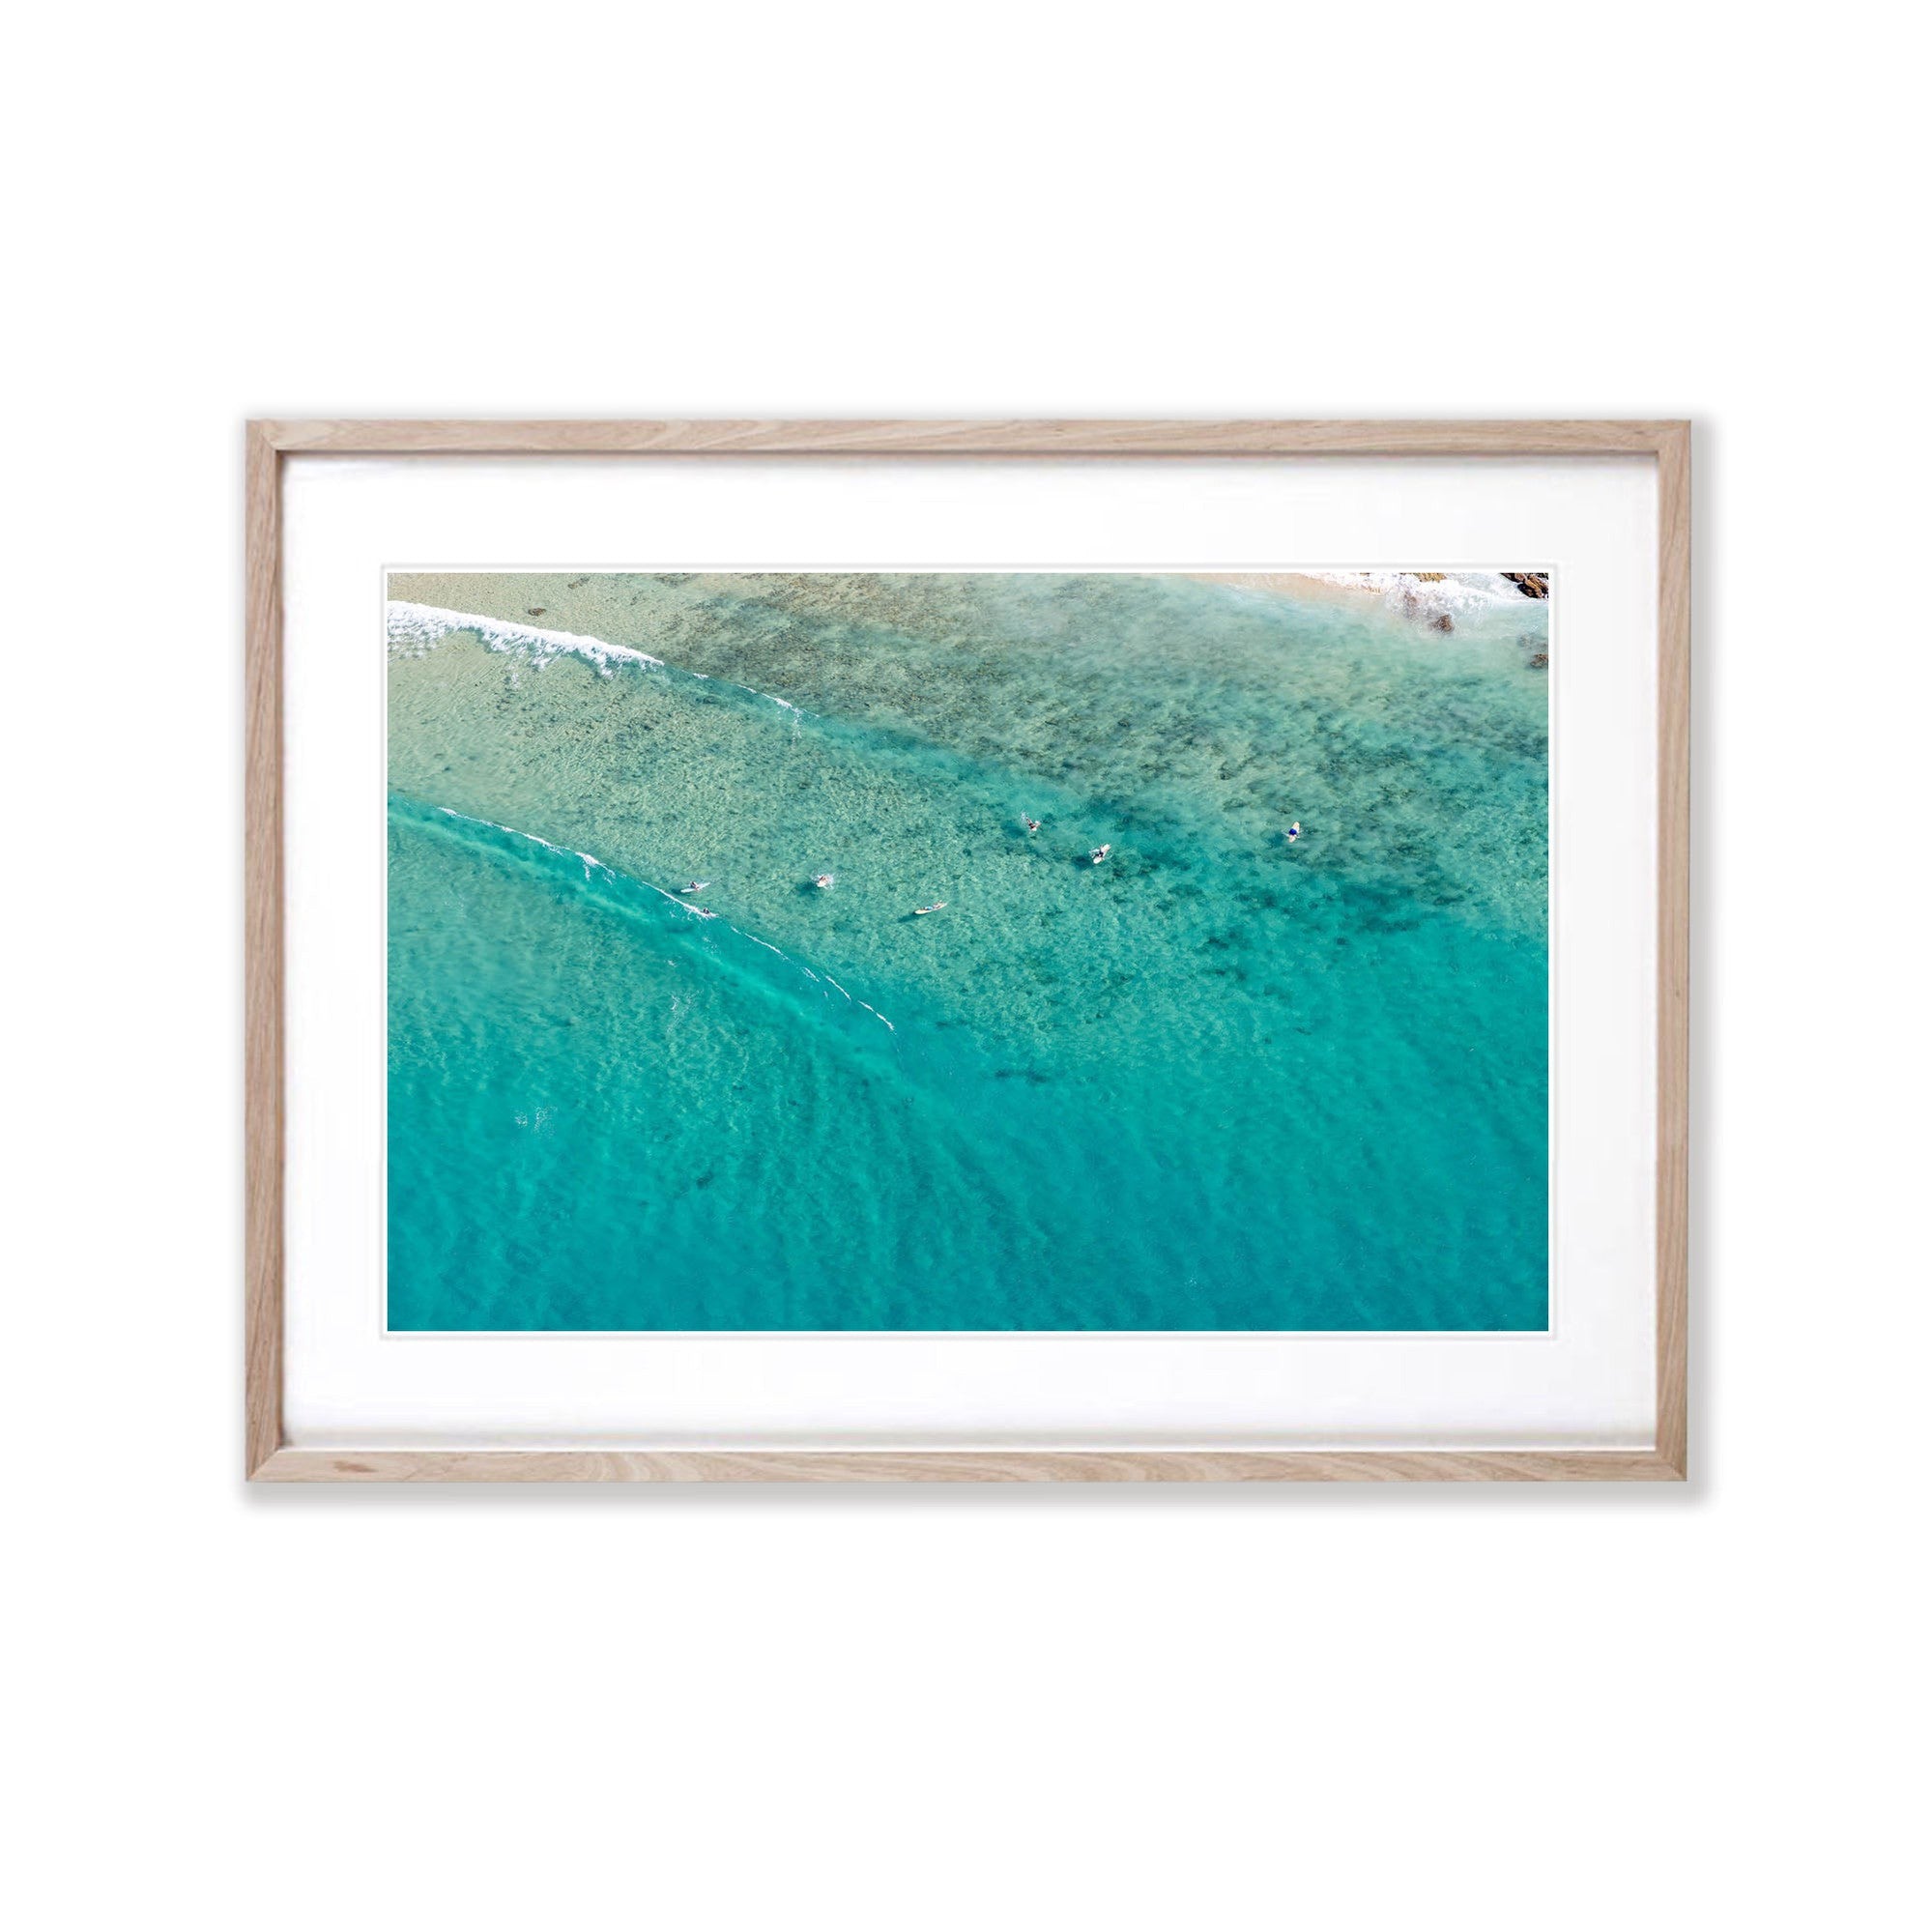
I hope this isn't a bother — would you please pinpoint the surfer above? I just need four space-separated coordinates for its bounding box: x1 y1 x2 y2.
1285 822 1303 844
1023 816 1041 834
914 901 947 915
1089 844 1111 864
814 873 835 889
679 880 709 893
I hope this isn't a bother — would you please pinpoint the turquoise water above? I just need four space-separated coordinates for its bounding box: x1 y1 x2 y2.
387 571 1549 1330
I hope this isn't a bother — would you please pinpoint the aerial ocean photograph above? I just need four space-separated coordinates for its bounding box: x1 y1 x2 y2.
386 568 1551 1331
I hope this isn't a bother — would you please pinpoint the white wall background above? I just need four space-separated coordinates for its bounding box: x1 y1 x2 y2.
4 5 1924 1928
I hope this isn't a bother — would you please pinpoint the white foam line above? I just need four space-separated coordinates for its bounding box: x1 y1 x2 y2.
439 808 725 922
636 879 713 921
391 599 666 675
389 599 814 715
428 799 891 1024
439 805 572 855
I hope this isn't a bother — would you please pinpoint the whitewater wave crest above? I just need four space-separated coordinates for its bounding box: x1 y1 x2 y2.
389 600 664 675
389 599 808 720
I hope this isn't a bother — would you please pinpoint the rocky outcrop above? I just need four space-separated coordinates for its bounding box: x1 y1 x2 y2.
1503 571 1549 599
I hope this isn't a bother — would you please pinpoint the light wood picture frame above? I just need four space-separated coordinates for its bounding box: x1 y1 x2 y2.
246 419 1689 1483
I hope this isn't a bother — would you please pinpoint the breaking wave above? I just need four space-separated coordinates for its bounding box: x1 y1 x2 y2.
394 794 897 1045
388 600 808 720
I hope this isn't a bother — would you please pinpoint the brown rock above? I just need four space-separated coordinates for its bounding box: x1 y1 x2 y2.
1503 571 1549 599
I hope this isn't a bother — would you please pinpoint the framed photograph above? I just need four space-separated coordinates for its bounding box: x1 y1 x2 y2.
246 419 1688 1482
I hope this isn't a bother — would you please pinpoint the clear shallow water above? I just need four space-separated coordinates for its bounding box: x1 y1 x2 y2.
387 571 1549 1329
